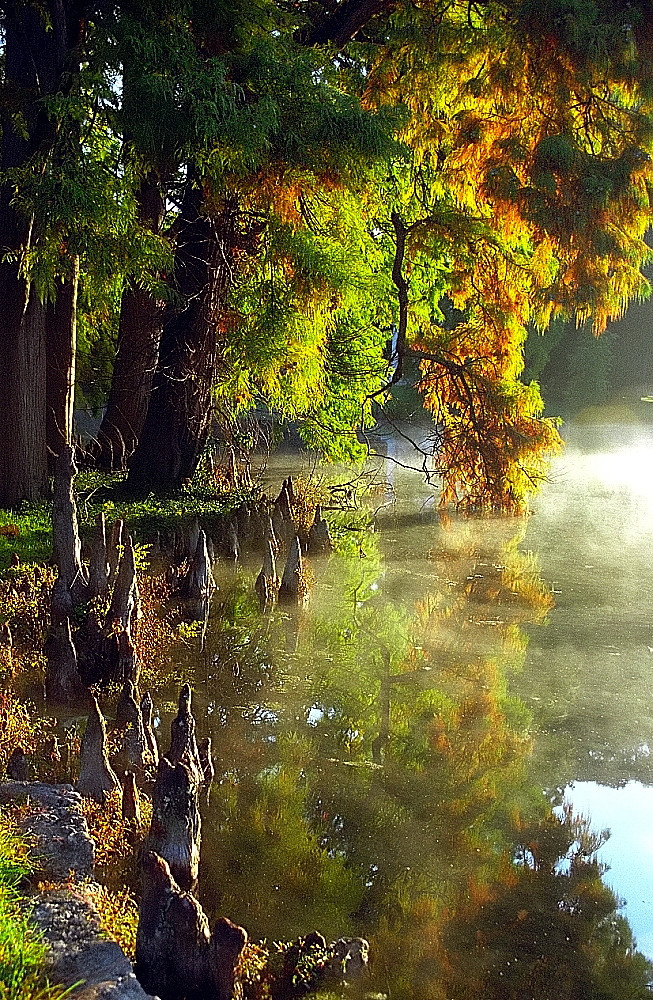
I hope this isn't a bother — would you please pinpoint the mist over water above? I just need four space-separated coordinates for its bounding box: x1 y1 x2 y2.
162 421 653 994
519 423 653 957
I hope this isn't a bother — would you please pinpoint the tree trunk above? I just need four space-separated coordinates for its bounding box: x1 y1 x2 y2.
127 178 237 493
46 262 79 472
0 1 84 506
94 176 165 470
0 288 49 505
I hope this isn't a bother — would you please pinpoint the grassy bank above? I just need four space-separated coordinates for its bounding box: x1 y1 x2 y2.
0 816 70 1000
0 468 258 572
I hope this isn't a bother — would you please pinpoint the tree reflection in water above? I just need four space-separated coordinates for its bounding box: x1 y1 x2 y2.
168 513 652 998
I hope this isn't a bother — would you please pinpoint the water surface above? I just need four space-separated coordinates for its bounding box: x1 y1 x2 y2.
171 424 653 997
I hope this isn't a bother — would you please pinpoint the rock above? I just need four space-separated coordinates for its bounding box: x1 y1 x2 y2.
0 781 94 880
77 694 121 804
31 887 155 999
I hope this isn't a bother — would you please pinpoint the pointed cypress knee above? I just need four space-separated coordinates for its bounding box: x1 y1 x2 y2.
44 618 88 705
115 679 147 770
122 769 141 824
209 917 248 1000
279 536 306 606
168 684 201 774
264 515 280 556
108 535 140 634
146 755 202 890
271 504 286 549
88 511 109 599
136 851 246 1000
136 851 211 1000
276 481 293 522
77 693 120 803
308 505 333 555
140 691 159 768
106 518 123 589
255 540 278 611
117 629 141 688
180 530 215 619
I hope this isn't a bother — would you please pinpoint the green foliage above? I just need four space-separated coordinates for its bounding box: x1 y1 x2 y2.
524 320 616 415
5 0 653 506
0 507 52 570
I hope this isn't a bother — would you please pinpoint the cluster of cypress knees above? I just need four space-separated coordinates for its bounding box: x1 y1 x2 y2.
18 446 366 999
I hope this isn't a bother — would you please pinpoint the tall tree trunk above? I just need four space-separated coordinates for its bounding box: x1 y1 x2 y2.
0 281 49 505
46 260 79 473
93 175 165 470
127 179 237 494
0 1 84 506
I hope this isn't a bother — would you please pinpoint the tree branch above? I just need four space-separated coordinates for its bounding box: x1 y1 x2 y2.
296 0 396 48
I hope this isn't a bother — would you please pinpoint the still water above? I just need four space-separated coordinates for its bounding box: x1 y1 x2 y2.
171 423 653 997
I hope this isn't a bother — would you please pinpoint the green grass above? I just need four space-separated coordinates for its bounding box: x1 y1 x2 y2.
0 816 71 1000
0 470 258 572
0 505 52 570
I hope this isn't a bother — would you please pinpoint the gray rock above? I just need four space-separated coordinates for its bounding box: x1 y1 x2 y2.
31 888 157 999
0 781 94 879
